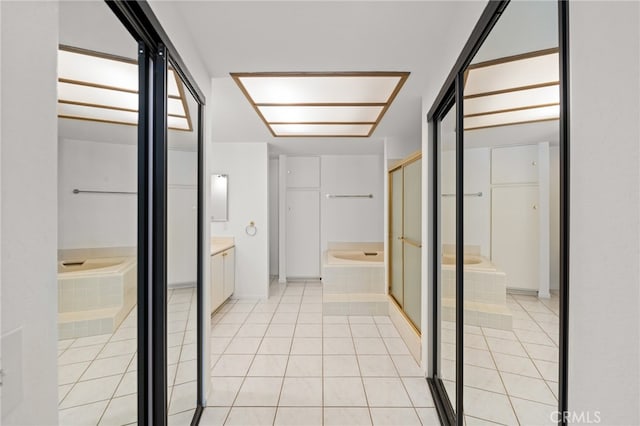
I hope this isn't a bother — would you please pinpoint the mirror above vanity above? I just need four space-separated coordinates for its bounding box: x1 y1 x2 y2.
211 174 228 221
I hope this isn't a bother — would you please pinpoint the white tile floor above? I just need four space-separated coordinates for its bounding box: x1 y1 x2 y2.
57 287 199 425
201 279 439 426
57 279 559 426
440 293 560 425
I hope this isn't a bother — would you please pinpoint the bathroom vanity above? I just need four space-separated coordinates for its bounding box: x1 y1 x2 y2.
211 238 235 313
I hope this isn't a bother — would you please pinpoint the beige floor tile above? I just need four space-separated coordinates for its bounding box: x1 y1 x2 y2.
99 394 137 426
500 372 557 405
248 355 288 377
275 407 322 426
279 377 323 406
369 408 421 425
59 400 109 426
324 407 372 426
59 375 121 409
286 355 323 377
225 407 276 426
362 377 412 407
324 355 361 377
291 337 323 355
199 407 230 425
402 378 435 407
211 354 254 377
323 377 368 406
358 355 398 377
354 338 387 355
208 377 243 406
234 377 283 406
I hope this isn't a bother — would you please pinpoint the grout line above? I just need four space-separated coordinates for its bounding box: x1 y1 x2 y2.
479 324 521 425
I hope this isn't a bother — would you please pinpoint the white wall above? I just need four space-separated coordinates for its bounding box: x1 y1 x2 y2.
210 143 270 299
320 155 384 254
569 2 640 424
58 139 137 249
268 158 279 276
1 2 59 424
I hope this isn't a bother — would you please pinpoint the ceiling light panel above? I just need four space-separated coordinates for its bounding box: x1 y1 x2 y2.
58 45 192 131
58 103 138 126
270 124 373 137
464 84 559 116
232 72 409 137
465 51 559 96
464 104 559 130
238 75 402 104
258 105 383 123
463 49 560 130
59 49 138 92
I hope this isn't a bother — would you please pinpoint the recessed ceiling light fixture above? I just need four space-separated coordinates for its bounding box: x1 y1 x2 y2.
231 72 409 137
57 45 192 131
464 48 559 130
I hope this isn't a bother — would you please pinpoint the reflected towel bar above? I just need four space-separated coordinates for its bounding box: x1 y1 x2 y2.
326 194 373 199
442 192 483 197
73 189 137 195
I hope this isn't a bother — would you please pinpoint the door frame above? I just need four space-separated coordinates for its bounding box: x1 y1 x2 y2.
425 1 570 424
104 1 207 424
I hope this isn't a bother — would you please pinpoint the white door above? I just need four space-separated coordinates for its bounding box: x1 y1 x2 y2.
286 190 320 277
491 186 539 291
167 187 197 286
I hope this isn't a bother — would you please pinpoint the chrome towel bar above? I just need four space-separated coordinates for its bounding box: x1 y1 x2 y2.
73 189 137 195
442 192 483 197
326 194 373 199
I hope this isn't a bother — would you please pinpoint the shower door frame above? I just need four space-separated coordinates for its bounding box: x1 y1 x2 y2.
426 1 570 425
105 1 207 425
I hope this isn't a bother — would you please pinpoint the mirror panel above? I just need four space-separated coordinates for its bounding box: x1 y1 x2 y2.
461 1 560 424
211 174 229 222
57 2 139 424
167 64 200 423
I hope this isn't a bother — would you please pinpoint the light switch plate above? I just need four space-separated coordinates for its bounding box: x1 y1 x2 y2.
1 327 24 416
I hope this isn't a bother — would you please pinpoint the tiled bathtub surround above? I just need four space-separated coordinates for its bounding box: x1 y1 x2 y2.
441 255 513 331
58 257 137 339
322 242 386 316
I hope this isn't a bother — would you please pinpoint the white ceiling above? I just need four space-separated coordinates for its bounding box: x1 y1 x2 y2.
57 0 560 155
173 1 487 154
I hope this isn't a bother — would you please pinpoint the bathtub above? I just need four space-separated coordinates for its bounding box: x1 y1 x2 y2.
440 254 512 330
322 247 386 316
58 257 133 274
326 250 384 265
58 256 136 339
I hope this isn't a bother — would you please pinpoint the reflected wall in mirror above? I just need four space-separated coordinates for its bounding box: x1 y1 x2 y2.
211 174 229 221
461 1 560 425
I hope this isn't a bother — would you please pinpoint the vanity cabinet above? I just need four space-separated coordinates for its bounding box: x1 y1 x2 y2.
211 247 235 313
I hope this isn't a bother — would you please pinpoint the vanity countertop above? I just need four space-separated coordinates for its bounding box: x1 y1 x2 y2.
211 237 235 256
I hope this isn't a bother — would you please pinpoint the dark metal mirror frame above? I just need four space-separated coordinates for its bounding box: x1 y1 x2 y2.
426 1 570 425
105 1 207 425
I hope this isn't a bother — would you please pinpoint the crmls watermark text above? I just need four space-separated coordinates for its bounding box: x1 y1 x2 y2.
551 411 602 424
